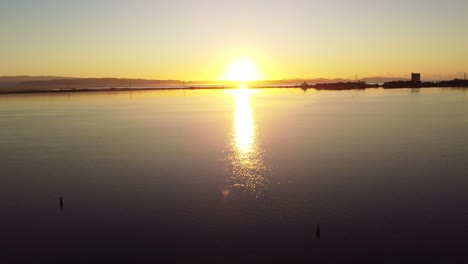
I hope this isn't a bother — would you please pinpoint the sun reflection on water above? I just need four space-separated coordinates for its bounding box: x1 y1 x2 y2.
234 87 254 153
226 86 268 196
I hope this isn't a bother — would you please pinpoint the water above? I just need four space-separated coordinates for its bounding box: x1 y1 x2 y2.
1 88 467 263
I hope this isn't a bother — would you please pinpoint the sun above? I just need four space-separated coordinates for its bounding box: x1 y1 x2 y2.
220 58 265 82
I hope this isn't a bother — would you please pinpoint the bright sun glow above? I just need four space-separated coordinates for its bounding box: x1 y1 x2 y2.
221 58 264 82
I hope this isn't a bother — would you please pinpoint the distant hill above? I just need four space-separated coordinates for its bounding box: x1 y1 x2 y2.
360 77 408 83
0 77 183 91
0 75 74 88
0 75 73 82
249 78 354 85
1 76 359 91
16 78 183 89
0 75 410 92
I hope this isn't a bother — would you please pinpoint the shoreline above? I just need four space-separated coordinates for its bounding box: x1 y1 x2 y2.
0 84 467 96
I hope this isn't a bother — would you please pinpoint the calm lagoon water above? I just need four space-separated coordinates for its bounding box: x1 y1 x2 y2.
1 88 468 263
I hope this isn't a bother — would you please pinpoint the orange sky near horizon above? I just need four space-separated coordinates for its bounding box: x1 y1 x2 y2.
0 0 467 81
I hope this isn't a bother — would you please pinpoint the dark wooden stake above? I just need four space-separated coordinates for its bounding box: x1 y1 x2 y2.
59 197 64 210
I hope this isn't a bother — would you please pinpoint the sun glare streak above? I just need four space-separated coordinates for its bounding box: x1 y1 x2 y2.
234 88 254 153
225 86 269 196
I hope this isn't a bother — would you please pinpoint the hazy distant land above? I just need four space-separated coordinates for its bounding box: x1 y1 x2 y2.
0 76 403 90
1 76 467 94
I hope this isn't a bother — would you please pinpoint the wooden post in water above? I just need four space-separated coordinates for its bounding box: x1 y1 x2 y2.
59 197 64 210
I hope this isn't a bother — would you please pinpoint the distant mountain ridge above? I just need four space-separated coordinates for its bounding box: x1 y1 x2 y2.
17 78 182 89
0 75 410 91
0 75 74 81
0 75 74 88
360 77 409 83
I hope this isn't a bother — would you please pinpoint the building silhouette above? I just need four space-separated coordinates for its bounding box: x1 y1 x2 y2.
411 73 421 82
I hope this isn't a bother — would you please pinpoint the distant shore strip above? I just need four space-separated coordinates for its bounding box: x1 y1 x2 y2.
1 79 467 95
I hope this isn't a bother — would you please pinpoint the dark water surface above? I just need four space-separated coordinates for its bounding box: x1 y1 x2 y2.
1 88 468 263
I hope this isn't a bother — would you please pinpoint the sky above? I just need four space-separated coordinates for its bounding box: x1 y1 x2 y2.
0 0 467 80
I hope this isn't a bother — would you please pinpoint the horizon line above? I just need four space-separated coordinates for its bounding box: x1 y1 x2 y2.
1 75 414 82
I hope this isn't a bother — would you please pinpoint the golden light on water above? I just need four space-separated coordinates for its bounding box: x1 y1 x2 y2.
226 86 268 196
233 87 254 153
